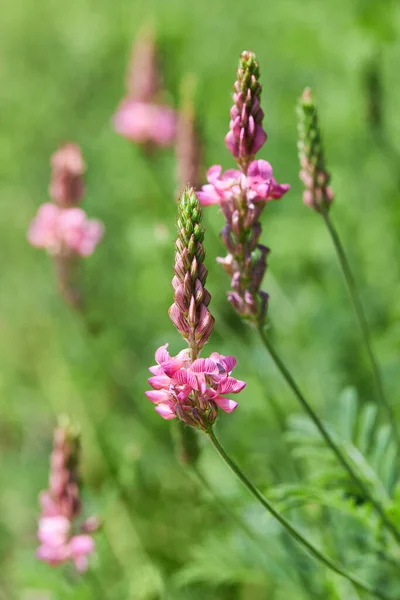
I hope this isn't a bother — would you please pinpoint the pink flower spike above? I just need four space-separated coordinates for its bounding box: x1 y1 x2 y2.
37 419 97 572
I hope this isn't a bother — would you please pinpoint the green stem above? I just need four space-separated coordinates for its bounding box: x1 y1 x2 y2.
321 210 399 449
207 429 388 599
256 326 400 545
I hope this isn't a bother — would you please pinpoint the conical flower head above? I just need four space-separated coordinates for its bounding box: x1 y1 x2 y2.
297 88 334 212
125 23 161 102
169 187 214 358
225 51 267 172
176 75 203 194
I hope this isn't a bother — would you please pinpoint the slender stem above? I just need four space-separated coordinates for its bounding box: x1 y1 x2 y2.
207 429 388 600
256 325 400 545
321 210 399 449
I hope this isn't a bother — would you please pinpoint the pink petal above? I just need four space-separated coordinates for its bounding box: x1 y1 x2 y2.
206 165 222 183
38 516 70 546
155 344 170 365
163 358 187 377
247 160 274 181
145 390 171 404
217 377 246 394
197 185 221 206
173 369 198 390
213 396 239 413
36 543 70 565
191 358 219 375
69 535 95 557
77 220 104 256
148 375 171 389
155 403 176 420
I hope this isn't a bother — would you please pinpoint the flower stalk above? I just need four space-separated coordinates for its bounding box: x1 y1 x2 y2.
297 88 399 449
208 428 389 600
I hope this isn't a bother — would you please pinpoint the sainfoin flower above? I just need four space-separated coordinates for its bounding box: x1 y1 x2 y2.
113 99 176 146
146 187 246 430
197 51 289 325
297 88 334 212
197 161 289 206
37 418 98 571
146 344 245 429
28 204 103 257
113 25 177 148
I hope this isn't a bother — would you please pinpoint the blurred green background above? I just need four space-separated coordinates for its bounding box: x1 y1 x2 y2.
1 0 400 597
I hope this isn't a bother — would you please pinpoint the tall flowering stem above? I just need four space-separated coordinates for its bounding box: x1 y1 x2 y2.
28 144 103 309
37 417 98 572
146 187 246 430
297 88 399 450
145 189 389 594
297 88 334 212
198 50 289 324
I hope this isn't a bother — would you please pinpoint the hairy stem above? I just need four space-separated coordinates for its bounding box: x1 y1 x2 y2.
321 210 399 449
207 429 388 599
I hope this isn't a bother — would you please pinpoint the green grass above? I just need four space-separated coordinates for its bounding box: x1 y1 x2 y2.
1 0 400 597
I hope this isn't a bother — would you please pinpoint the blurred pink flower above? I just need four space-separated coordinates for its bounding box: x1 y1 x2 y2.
28 204 103 257
37 515 94 572
197 160 289 206
146 343 246 427
37 420 98 572
112 99 177 146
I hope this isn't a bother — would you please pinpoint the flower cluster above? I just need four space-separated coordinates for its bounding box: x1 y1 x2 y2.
37 419 98 572
28 144 103 258
146 188 246 429
28 203 103 257
112 24 177 147
146 344 245 430
197 160 289 206
198 51 289 324
297 88 334 212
